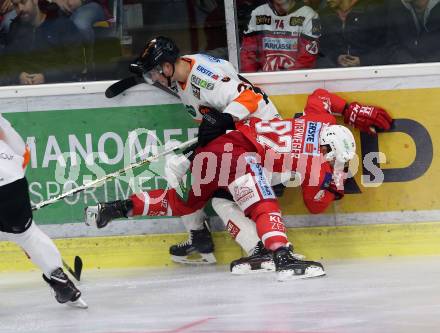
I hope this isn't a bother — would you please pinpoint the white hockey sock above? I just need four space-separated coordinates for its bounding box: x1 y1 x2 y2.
180 208 206 231
211 198 260 255
5 221 62 278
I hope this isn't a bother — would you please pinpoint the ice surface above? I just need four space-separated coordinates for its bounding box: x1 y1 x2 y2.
1 257 440 333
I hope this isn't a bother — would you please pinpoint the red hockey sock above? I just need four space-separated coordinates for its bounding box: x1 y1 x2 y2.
247 201 288 251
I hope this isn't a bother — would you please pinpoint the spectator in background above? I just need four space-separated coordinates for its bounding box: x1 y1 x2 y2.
0 0 16 47
317 0 386 68
384 0 440 64
0 0 15 33
51 0 109 43
1 0 84 85
240 0 320 72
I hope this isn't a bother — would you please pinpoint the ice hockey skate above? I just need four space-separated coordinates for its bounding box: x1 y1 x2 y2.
273 247 325 281
85 200 132 228
43 268 88 309
169 222 216 264
230 242 306 274
230 241 275 274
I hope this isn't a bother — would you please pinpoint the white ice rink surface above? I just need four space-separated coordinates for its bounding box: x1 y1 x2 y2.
1 257 440 333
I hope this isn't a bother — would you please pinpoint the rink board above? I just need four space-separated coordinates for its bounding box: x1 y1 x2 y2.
0 65 440 271
2 222 440 272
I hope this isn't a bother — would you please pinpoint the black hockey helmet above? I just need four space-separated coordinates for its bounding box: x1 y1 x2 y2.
129 36 179 76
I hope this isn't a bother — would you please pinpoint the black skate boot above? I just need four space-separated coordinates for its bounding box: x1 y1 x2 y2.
43 268 88 308
169 221 216 264
230 241 275 275
84 199 133 228
273 247 325 281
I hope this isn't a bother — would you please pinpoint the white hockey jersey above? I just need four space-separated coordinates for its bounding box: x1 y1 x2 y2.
0 115 28 186
175 54 280 121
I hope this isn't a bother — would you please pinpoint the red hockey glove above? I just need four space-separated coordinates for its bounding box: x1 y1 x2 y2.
343 102 392 135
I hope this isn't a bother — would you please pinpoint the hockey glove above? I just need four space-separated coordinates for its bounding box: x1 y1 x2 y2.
343 102 392 135
198 111 235 147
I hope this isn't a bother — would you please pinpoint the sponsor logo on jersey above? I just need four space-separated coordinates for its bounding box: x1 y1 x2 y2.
196 65 219 80
234 184 255 204
199 106 212 115
247 156 275 199
289 16 305 26
0 152 14 160
190 75 215 90
221 76 231 82
191 83 201 99
306 40 318 55
185 105 197 117
312 18 321 35
226 220 240 239
263 53 296 71
200 54 221 63
263 37 296 51
256 15 272 25
303 121 322 156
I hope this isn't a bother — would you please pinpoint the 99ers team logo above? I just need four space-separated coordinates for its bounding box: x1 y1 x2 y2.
263 53 296 71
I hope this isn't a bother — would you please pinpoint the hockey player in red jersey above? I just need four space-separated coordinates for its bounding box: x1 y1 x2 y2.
240 0 321 72
84 88 392 281
0 115 87 308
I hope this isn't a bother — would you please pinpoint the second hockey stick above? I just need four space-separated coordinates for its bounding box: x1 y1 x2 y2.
62 256 83 281
31 137 198 211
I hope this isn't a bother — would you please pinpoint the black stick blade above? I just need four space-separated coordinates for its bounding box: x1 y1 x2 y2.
105 76 143 98
74 256 83 281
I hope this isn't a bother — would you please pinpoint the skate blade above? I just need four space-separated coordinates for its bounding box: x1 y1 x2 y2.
67 297 88 309
277 266 326 282
231 261 275 275
171 253 217 265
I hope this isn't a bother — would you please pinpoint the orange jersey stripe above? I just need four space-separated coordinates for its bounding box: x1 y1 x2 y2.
22 146 30 169
234 90 263 114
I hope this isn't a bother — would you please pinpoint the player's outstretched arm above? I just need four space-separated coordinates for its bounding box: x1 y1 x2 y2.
306 89 393 135
342 102 393 135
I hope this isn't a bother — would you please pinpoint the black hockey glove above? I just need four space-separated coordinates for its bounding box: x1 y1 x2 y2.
198 111 235 147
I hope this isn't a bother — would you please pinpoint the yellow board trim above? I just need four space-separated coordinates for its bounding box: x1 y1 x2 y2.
2 222 440 272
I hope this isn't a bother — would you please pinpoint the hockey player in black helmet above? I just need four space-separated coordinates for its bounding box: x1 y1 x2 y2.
129 36 180 88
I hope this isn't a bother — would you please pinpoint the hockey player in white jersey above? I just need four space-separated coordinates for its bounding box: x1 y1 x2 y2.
0 115 87 308
93 36 284 268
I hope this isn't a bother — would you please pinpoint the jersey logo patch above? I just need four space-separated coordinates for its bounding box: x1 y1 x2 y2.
196 65 219 80
191 83 201 99
247 157 275 199
263 37 297 51
256 15 271 25
226 220 240 239
306 40 318 55
303 121 322 156
290 16 305 26
190 75 215 90
263 53 296 71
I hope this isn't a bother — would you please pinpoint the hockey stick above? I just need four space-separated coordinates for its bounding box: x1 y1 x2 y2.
105 76 179 99
31 137 198 211
62 256 82 281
